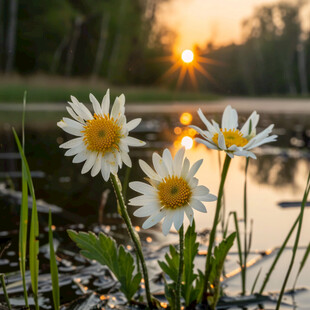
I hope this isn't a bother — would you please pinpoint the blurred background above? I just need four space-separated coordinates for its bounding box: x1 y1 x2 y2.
0 0 310 98
1 2 310 307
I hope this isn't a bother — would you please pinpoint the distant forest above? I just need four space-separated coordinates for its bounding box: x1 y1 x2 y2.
0 0 309 96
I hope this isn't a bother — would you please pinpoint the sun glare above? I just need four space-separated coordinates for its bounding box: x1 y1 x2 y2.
181 49 194 63
181 136 193 150
180 112 192 125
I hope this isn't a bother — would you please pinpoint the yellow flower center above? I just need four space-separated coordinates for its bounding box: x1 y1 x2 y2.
212 129 248 148
158 176 192 209
82 114 121 153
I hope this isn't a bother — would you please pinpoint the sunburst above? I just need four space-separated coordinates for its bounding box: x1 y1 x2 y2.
157 48 223 89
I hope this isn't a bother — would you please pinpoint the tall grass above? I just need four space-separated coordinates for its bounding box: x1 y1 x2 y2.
48 210 60 309
19 92 29 308
276 172 310 309
13 129 40 310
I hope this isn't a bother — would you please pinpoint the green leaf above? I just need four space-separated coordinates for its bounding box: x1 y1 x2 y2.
158 245 179 283
13 128 39 310
68 230 141 301
183 221 199 306
49 210 60 309
19 91 29 308
209 232 236 309
293 241 310 290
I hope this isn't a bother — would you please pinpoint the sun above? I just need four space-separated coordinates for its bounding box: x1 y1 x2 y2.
181 49 194 63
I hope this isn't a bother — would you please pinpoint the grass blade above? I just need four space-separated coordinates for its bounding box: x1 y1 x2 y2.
232 211 244 294
13 128 40 310
276 172 310 309
0 274 12 310
251 268 262 294
259 214 300 294
49 210 60 309
19 92 29 308
293 241 310 290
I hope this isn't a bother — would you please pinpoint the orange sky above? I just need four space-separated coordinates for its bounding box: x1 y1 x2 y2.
158 0 310 53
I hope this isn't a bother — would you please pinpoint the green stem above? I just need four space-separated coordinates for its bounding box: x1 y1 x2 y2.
242 158 249 295
276 172 310 309
0 274 12 310
176 225 184 310
110 174 153 308
203 155 231 301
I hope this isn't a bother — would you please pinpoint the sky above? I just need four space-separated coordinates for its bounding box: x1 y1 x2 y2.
158 0 310 53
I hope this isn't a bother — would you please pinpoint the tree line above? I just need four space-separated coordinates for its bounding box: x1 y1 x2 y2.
0 0 309 96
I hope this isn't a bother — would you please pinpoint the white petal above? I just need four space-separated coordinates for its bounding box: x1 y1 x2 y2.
126 118 142 131
138 160 159 181
186 159 203 180
101 159 111 181
189 177 198 188
193 185 210 197
162 211 174 235
133 203 160 217
195 138 219 150
241 111 259 136
64 143 85 156
81 152 97 174
91 155 102 177
101 89 110 115
153 152 169 179
218 132 227 150
200 193 217 202
173 147 185 176
121 151 132 167
63 117 84 130
123 136 146 147
60 137 83 149
173 209 184 231
222 105 238 130
185 206 194 225
59 124 83 136
66 107 84 124
89 93 103 116
129 181 156 195
71 96 93 120
72 150 88 163
129 195 157 206
163 149 173 175
197 109 218 134
111 97 122 119
190 199 207 213
142 211 166 229
234 150 257 159
181 158 190 178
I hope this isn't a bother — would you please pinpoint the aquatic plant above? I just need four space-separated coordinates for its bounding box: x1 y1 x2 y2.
191 105 278 304
129 147 216 309
58 91 153 307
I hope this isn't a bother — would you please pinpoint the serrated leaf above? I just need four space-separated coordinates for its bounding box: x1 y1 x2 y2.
68 230 141 301
158 245 179 282
183 221 199 306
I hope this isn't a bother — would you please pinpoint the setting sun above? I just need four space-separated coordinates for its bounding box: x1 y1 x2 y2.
181 136 194 150
181 49 194 63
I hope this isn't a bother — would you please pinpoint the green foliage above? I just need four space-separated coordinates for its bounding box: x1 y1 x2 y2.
13 128 40 310
293 242 310 290
158 222 205 308
183 221 200 306
0 274 12 310
19 92 29 307
67 230 141 301
49 211 60 309
208 232 236 310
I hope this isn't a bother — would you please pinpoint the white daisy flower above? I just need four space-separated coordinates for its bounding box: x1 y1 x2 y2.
57 90 145 181
129 148 217 236
191 105 278 159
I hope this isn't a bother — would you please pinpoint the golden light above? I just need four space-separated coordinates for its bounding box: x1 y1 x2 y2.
180 112 193 125
181 136 193 150
181 49 194 63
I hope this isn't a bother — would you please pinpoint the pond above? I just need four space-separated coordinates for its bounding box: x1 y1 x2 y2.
0 98 309 309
